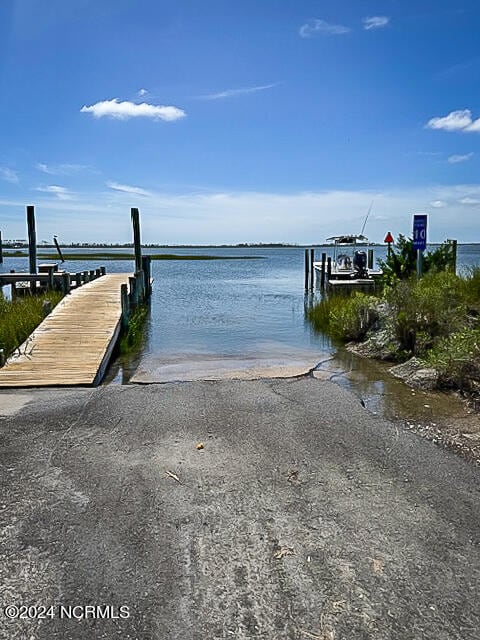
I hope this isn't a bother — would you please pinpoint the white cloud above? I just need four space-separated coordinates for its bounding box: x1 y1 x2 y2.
199 84 277 100
36 185 72 200
80 98 186 121
459 196 480 205
448 153 473 164
299 19 351 38
138 88 148 96
430 200 446 208
0 167 19 183
426 109 480 133
36 162 88 175
107 181 152 197
362 16 390 30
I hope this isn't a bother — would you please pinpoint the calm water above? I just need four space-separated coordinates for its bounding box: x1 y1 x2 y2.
2 245 480 379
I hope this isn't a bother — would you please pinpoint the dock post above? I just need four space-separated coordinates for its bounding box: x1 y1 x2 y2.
100 266 106 276
0 230 3 264
46 265 55 290
304 249 309 290
0 349 5 367
129 275 138 307
448 239 458 273
367 249 374 270
327 257 332 283
83 270 89 283
89 269 95 281
120 283 130 329
131 208 143 273
27 205 37 293
75 272 82 288
309 249 315 290
61 273 71 294
320 253 326 290
142 255 152 299
95 268 101 279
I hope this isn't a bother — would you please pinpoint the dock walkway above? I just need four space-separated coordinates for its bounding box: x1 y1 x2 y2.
0 273 130 387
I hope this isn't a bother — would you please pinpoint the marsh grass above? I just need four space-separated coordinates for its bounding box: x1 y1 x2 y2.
6 252 263 261
119 305 149 354
0 291 64 357
308 267 480 394
308 292 379 342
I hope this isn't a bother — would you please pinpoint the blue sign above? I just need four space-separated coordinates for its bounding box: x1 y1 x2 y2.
413 214 428 251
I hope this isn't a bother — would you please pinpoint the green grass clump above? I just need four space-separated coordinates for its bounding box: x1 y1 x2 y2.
119 305 149 354
387 271 466 356
426 329 480 391
308 292 379 342
0 291 64 357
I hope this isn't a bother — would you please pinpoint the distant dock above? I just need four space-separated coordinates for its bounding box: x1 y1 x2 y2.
0 274 130 387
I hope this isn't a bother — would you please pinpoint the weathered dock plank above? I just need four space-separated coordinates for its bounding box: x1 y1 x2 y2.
0 273 130 387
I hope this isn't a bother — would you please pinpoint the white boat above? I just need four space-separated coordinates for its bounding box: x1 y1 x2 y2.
313 234 382 289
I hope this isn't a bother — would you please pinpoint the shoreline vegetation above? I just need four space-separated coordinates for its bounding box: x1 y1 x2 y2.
0 291 64 359
3 241 480 251
4 252 264 261
308 237 480 409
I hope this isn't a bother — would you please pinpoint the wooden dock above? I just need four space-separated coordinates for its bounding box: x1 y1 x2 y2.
0 273 130 387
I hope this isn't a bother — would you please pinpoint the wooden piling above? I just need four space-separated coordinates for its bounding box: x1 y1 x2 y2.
53 236 65 262
129 275 138 307
27 206 37 292
61 272 71 294
327 257 332 281
120 283 130 329
367 249 374 270
0 230 3 264
46 265 55 290
131 208 142 274
142 255 152 299
309 249 314 290
304 249 309 290
100 266 106 276
320 253 326 290
83 270 89 283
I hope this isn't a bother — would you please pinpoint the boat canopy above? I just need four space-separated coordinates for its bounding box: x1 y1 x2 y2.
325 234 368 245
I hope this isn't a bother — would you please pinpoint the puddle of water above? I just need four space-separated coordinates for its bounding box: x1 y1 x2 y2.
314 348 480 448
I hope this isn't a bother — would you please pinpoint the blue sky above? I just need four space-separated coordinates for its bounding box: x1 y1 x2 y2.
1 0 480 243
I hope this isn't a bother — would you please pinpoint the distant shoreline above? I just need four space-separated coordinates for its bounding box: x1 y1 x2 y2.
3 242 480 250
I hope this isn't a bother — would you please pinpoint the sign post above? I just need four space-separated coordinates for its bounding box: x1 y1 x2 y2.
413 214 427 277
384 231 394 257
